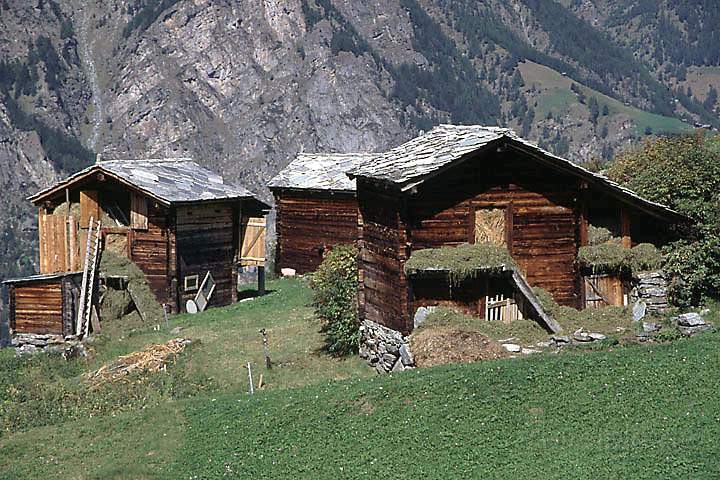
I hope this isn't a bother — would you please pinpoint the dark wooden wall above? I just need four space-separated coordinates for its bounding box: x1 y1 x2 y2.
129 201 173 306
357 181 412 333
408 150 581 308
175 202 236 311
274 190 359 274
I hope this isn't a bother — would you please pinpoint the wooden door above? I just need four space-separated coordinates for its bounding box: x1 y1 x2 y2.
80 190 100 228
474 208 506 245
39 213 69 274
584 274 625 309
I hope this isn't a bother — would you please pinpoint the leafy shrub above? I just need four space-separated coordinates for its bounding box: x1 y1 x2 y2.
608 134 720 307
310 245 359 356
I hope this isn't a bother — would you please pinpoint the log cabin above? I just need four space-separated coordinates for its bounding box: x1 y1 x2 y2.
268 153 374 274
348 125 686 335
6 158 269 343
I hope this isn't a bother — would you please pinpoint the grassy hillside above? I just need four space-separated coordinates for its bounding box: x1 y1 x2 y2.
1 278 719 478
519 61 694 137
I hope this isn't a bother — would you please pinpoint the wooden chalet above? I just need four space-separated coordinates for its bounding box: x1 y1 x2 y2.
10 158 269 339
348 125 685 335
268 153 374 274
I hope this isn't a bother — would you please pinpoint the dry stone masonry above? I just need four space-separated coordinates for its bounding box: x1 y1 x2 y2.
359 320 415 374
11 333 87 358
630 271 669 315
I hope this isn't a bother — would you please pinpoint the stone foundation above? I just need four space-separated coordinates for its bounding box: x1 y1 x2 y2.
630 271 669 314
11 333 86 357
359 320 415 373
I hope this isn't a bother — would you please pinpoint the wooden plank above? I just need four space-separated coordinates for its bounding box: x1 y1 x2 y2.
130 193 149 230
80 190 100 228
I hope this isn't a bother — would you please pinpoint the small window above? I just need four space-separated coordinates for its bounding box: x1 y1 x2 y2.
184 275 199 292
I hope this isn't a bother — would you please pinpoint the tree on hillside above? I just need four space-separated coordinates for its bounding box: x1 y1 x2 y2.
704 86 718 112
607 134 720 307
588 97 599 125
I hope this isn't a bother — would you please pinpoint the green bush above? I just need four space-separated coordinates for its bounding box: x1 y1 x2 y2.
608 134 720 307
310 245 359 356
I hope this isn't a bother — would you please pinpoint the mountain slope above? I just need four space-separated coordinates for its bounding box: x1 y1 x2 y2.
0 0 718 316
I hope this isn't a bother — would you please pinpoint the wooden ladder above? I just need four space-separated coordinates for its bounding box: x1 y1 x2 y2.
76 217 102 339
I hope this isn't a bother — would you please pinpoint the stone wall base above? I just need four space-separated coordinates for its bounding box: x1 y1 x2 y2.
11 333 86 357
630 271 669 314
359 320 415 373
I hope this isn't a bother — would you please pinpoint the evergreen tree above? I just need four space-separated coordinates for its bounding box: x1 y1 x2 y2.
704 86 718 111
588 97 599 125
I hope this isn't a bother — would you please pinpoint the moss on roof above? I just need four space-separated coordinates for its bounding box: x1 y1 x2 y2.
577 242 662 275
404 243 517 285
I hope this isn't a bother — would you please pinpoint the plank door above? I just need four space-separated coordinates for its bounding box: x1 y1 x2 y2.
239 217 266 266
80 190 100 228
39 213 69 274
584 275 625 309
474 208 506 246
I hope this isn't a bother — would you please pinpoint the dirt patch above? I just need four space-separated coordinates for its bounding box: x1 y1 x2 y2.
411 327 509 368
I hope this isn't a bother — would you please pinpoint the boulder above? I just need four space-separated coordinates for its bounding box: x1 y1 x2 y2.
588 333 607 341
676 312 706 327
551 335 571 345
632 301 647 322
413 306 434 329
642 322 661 333
391 358 405 373
280 268 296 277
501 343 522 353
399 344 414 366
679 325 712 337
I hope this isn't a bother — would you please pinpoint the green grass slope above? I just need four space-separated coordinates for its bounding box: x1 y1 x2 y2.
520 61 694 136
2 299 720 478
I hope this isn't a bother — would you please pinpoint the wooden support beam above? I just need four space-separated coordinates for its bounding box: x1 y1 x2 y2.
579 182 589 247
620 208 632 248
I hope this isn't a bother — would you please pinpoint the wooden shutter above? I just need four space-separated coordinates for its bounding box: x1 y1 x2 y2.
130 193 148 230
240 217 266 266
80 190 100 228
474 208 506 245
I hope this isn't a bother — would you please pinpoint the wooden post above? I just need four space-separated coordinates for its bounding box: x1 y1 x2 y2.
579 182 589 247
257 266 266 296
260 328 271 369
620 208 632 248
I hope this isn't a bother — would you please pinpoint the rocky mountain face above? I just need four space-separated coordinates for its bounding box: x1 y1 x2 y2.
0 0 719 316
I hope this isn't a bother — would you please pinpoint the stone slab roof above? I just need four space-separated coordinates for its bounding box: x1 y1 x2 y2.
348 124 685 221
29 159 263 206
268 153 377 192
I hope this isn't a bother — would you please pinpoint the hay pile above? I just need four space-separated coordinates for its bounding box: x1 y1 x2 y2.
99 251 165 324
404 243 516 285
84 338 191 386
577 242 662 275
411 327 509 368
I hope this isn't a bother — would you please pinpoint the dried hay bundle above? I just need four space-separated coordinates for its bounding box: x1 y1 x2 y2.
404 243 516 285
410 327 509 368
577 242 662 275
84 338 191 386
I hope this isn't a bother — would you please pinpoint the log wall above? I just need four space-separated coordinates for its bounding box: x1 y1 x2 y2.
357 181 411 333
175 202 236 311
408 151 581 308
274 190 358 274
8 273 82 336
129 201 172 306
